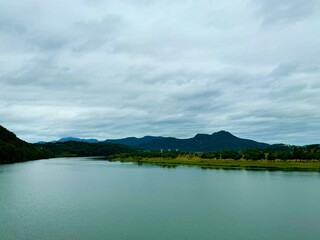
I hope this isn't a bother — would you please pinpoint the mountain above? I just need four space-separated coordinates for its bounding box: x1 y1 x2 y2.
0 125 52 164
54 137 100 143
38 130 279 152
36 137 100 144
105 136 164 147
105 130 271 152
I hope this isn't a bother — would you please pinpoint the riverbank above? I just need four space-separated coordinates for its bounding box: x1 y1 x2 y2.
108 156 320 171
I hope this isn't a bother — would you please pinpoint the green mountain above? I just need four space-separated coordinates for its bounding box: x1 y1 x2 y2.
105 131 272 152
0 125 52 164
105 136 163 148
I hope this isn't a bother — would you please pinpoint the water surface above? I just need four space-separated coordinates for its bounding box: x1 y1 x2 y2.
0 157 319 240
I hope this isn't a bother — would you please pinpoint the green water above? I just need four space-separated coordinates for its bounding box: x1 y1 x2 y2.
0 157 319 240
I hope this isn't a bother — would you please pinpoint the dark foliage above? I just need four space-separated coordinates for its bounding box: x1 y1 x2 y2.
242 149 265 160
111 145 320 161
0 125 53 164
39 141 136 157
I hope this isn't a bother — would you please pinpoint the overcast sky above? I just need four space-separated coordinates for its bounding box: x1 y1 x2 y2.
1 0 319 144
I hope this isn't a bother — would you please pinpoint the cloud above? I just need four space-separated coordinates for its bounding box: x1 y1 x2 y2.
0 0 319 145
254 0 319 26
71 15 125 52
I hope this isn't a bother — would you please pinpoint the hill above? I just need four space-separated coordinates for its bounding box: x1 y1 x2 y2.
38 141 136 157
105 136 163 148
0 125 52 164
105 130 271 152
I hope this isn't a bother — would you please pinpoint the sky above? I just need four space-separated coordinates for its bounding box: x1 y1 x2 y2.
0 0 320 144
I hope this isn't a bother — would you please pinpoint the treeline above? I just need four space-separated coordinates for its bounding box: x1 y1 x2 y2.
111 150 182 160
0 136 53 164
0 125 53 164
0 142 53 164
201 146 320 160
111 145 320 161
38 141 136 157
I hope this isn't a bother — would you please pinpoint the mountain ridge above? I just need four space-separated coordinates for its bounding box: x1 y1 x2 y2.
49 130 276 152
117 130 271 152
54 137 100 143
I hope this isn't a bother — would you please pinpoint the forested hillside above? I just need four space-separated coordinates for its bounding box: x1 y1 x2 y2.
38 141 136 157
0 125 52 164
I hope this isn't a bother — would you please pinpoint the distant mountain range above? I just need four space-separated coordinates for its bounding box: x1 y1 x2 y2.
52 137 100 143
105 131 277 152
43 130 286 152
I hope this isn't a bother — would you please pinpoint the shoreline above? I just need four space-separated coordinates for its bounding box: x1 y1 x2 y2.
108 157 320 172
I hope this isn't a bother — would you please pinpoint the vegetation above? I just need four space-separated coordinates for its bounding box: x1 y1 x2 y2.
37 141 136 158
0 125 136 164
111 145 320 161
0 126 53 164
109 146 320 171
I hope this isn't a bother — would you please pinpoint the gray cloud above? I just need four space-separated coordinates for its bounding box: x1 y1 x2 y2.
72 15 125 52
0 0 319 145
254 0 318 26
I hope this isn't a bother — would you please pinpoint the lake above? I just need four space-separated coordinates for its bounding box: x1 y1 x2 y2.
0 157 319 240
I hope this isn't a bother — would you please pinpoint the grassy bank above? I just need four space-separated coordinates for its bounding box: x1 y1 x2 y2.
108 156 320 172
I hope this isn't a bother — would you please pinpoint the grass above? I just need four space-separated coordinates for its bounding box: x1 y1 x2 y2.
108 156 320 172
